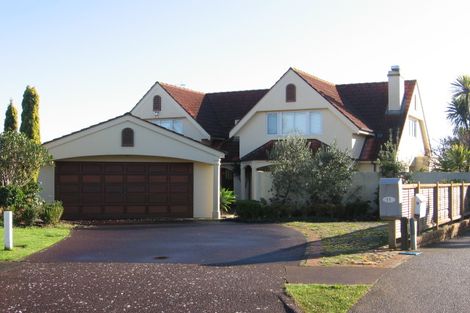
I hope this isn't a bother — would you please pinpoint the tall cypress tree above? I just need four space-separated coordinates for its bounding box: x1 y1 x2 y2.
20 86 41 144
4 99 19 132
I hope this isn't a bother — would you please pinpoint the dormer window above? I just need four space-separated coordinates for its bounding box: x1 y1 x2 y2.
153 95 162 112
121 128 134 147
286 84 296 102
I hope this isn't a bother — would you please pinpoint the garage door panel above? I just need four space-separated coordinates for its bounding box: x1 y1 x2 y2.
104 164 124 173
82 194 102 203
82 175 101 183
57 184 80 193
82 184 101 193
149 175 167 183
105 175 123 183
82 164 102 174
105 194 124 203
149 184 167 193
127 184 146 193
149 164 168 173
56 162 193 219
104 206 124 214
58 175 79 183
105 185 123 193
127 193 147 203
127 206 146 214
148 194 168 203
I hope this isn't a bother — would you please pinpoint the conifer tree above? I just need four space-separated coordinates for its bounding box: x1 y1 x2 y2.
20 86 41 144
4 99 19 132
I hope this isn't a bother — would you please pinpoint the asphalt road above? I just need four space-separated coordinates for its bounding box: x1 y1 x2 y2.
350 231 470 313
0 222 305 313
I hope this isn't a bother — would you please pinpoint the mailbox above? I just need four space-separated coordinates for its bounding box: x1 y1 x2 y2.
379 178 402 220
414 194 427 218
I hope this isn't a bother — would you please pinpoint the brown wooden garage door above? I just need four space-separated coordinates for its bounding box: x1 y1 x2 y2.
55 162 193 219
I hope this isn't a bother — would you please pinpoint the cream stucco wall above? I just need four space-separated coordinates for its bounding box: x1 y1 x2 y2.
45 117 221 164
131 83 209 141
397 88 429 168
232 70 364 159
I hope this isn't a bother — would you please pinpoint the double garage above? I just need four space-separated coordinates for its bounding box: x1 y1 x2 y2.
55 161 193 219
39 114 224 220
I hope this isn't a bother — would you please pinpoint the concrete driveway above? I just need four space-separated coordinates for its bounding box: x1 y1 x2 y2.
351 230 470 313
0 222 305 313
27 221 306 265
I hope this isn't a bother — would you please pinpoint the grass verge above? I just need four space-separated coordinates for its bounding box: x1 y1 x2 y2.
286 283 370 313
287 221 389 265
0 224 72 261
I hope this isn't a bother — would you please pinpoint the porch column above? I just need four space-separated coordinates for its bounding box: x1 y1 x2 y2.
240 164 246 200
212 160 221 219
251 165 258 201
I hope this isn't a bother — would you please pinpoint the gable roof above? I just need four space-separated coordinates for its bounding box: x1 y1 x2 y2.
43 113 224 157
159 83 268 139
336 80 417 161
143 68 420 162
292 68 373 132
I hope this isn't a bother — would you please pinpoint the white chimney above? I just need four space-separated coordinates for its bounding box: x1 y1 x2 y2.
387 65 404 112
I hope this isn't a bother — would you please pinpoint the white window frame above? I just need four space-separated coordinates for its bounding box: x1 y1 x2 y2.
153 118 184 134
265 111 323 136
409 119 418 138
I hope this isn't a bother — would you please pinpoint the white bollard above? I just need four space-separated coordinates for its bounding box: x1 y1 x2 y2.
4 211 13 250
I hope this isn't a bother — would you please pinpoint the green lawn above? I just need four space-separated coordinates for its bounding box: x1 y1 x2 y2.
0 224 72 261
287 221 388 265
286 283 370 313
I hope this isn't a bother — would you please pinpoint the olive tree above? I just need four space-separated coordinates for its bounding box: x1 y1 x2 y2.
308 143 356 205
269 135 312 204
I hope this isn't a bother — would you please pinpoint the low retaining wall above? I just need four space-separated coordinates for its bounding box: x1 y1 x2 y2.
417 218 470 247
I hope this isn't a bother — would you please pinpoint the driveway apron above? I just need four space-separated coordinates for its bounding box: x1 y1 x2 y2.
0 222 305 313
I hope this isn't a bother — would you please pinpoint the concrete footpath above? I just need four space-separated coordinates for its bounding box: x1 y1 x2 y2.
285 265 389 285
350 231 470 313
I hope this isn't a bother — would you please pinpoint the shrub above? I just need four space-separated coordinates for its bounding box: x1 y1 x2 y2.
42 201 64 225
0 185 25 210
309 143 356 205
220 188 236 213
19 206 39 226
344 198 371 219
234 200 264 220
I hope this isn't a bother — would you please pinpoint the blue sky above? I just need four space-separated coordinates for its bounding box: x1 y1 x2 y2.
1 0 469 144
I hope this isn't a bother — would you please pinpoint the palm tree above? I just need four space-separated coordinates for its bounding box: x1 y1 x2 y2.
447 96 470 133
451 75 470 109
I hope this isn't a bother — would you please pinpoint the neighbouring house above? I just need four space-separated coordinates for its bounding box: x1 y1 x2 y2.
39 66 431 219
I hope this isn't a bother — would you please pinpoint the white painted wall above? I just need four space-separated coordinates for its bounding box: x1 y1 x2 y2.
131 83 209 141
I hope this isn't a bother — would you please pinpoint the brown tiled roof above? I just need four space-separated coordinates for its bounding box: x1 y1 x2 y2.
159 70 417 162
292 68 373 132
159 83 206 118
241 139 323 162
336 80 416 161
160 83 267 138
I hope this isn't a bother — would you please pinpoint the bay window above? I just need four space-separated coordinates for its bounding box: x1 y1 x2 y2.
153 119 183 134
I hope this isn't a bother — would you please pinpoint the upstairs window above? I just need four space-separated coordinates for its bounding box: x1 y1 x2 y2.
121 128 134 147
409 119 418 137
266 111 322 135
153 119 183 134
153 95 162 112
286 84 296 102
